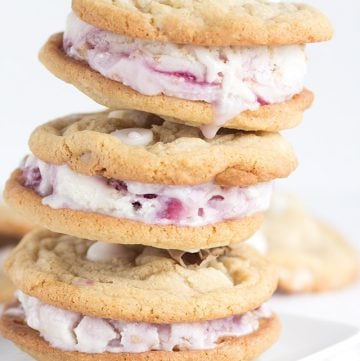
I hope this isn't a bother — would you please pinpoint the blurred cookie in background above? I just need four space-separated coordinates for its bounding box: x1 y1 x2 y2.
0 204 34 303
247 193 359 293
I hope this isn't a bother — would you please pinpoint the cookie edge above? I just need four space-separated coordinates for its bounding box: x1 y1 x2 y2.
72 0 333 46
39 33 314 133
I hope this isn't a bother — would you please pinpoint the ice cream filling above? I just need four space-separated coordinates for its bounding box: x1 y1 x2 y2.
8 291 272 353
22 155 273 227
64 13 307 138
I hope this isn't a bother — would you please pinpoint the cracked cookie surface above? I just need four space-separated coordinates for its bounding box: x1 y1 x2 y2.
5 228 278 323
29 109 297 186
72 0 333 46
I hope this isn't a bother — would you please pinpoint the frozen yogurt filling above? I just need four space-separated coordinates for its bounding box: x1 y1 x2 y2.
22 155 273 227
8 291 272 353
64 13 308 138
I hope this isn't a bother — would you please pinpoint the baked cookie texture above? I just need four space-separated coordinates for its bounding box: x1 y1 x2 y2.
0 204 33 303
0 204 33 239
0 314 280 361
4 228 278 323
5 171 265 250
39 33 314 133
0 277 15 303
29 110 298 187
72 0 333 46
263 193 360 293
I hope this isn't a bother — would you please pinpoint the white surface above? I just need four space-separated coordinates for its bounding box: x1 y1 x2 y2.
259 314 360 361
271 282 360 327
2 313 359 361
271 282 360 359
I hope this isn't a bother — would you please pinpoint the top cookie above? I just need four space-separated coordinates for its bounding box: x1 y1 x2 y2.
29 110 297 187
72 0 333 46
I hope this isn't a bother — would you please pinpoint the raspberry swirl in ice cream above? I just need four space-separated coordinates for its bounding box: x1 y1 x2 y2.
8 291 272 353
64 13 307 138
22 155 273 227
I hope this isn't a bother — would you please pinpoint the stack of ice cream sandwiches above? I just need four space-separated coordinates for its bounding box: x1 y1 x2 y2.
1 0 332 360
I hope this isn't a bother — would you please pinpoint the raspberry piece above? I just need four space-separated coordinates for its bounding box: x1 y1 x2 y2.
143 194 158 199
132 202 142 211
108 179 128 192
23 167 42 190
159 198 184 221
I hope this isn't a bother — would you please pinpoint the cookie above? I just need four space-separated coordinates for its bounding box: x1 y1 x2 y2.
5 109 297 248
28 110 298 186
39 33 314 134
0 204 33 239
1 228 279 358
5 168 271 249
72 0 333 46
0 313 280 361
262 193 360 293
0 246 16 303
0 205 33 303
0 276 15 304
4 228 278 323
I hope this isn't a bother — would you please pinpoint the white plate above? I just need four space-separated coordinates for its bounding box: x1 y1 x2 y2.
1 313 359 361
259 314 360 361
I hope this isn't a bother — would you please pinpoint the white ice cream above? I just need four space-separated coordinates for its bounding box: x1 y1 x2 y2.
64 13 307 138
10 291 271 353
22 155 273 227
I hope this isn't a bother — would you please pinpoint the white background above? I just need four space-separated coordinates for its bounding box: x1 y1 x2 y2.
0 0 359 245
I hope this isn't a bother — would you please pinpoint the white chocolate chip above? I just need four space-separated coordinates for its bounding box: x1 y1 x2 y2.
243 232 268 255
279 268 314 291
108 110 125 119
86 242 135 262
111 128 153 146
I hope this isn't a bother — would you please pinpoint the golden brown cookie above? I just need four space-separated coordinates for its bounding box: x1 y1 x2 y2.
39 33 314 133
0 314 280 361
0 204 33 239
72 0 333 46
0 205 33 303
0 276 15 304
5 171 266 250
28 110 298 187
5 228 278 323
263 193 360 293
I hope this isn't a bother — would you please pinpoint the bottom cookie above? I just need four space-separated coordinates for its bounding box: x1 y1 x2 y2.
0 313 280 361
